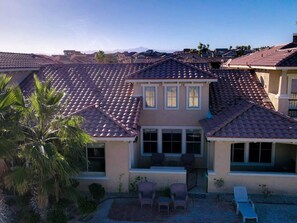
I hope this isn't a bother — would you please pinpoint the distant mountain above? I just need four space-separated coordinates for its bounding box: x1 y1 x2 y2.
83 47 177 54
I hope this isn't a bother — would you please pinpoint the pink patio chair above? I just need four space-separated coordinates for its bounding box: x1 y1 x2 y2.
138 181 156 208
170 183 189 210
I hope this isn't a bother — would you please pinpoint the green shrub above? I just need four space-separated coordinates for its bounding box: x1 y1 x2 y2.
77 196 97 215
88 183 105 200
129 176 147 192
71 179 80 188
56 198 71 209
21 211 40 223
46 207 67 223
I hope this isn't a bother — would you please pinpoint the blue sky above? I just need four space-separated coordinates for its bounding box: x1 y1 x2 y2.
0 0 297 54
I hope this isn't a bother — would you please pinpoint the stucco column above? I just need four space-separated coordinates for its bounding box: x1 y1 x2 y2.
278 70 288 96
295 149 297 174
276 70 290 114
213 141 231 175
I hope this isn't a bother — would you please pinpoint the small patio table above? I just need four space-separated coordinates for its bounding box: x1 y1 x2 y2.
158 197 171 214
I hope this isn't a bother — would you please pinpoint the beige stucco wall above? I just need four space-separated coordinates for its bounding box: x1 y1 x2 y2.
78 141 131 193
208 141 297 195
255 70 280 95
137 82 210 126
3 70 34 86
130 169 187 190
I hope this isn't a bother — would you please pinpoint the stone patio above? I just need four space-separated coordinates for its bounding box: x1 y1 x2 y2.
88 195 297 223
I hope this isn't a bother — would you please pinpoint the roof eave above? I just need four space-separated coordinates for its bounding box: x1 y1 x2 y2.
206 136 297 143
91 136 136 142
125 78 218 83
0 68 40 72
227 65 297 70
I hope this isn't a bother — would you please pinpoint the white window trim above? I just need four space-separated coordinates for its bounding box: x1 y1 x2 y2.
141 126 203 158
164 84 180 110
185 84 202 110
142 84 158 110
230 142 275 166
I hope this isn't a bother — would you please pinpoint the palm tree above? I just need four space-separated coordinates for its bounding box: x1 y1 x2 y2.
0 74 24 160
5 75 90 218
0 74 23 223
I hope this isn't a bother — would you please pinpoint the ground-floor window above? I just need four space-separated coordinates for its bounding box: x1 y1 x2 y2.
230 142 273 165
141 127 203 156
84 143 106 172
162 129 182 153
186 129 202 154
143 129 158 153
231 143 245 162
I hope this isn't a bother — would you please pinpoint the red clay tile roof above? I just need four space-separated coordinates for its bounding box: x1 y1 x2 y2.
188 63 210 72
126 58 216 81
20 63 149 138
228 43 297 67
209 69 274 114
0 52 57 70
200 100 297 139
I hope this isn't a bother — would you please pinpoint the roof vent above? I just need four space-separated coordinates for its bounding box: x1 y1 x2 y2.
293 33 297 44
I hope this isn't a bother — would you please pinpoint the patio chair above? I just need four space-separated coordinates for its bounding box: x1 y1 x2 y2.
180 153 195 170
138 181 156 208
170 183 189 210
151 153 165 166
233 186 258 222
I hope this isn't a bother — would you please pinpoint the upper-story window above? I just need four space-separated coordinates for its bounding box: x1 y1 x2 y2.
143 85 157 109
165 85 179 109
186 85 201 110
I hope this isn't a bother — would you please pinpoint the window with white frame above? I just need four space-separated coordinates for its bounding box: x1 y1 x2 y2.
141 127 203 156
187 85 201 109
231 143 245 162
143 129 158 154
249 142 272 163
230 142 273 164
162 129 182 153
186 129 202 155
143 86 157 109
165 85 178 109
83 143 106 172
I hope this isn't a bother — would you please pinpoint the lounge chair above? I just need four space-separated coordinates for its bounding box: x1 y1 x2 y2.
170 183 189 210
233 186 258 222
138 181 156 208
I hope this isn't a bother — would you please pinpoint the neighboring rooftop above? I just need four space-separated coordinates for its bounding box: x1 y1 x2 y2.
0 52 57 70
20 63 149 138
209 69 274 115
200 100 297 140
126 58 216 81
228 43 297 68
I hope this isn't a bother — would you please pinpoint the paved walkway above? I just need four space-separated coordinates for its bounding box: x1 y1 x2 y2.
87 197 297 223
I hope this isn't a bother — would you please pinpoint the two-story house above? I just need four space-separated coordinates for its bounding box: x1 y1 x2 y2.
19 48 297 195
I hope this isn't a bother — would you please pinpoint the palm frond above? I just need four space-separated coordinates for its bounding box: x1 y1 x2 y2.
4 167 30 195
